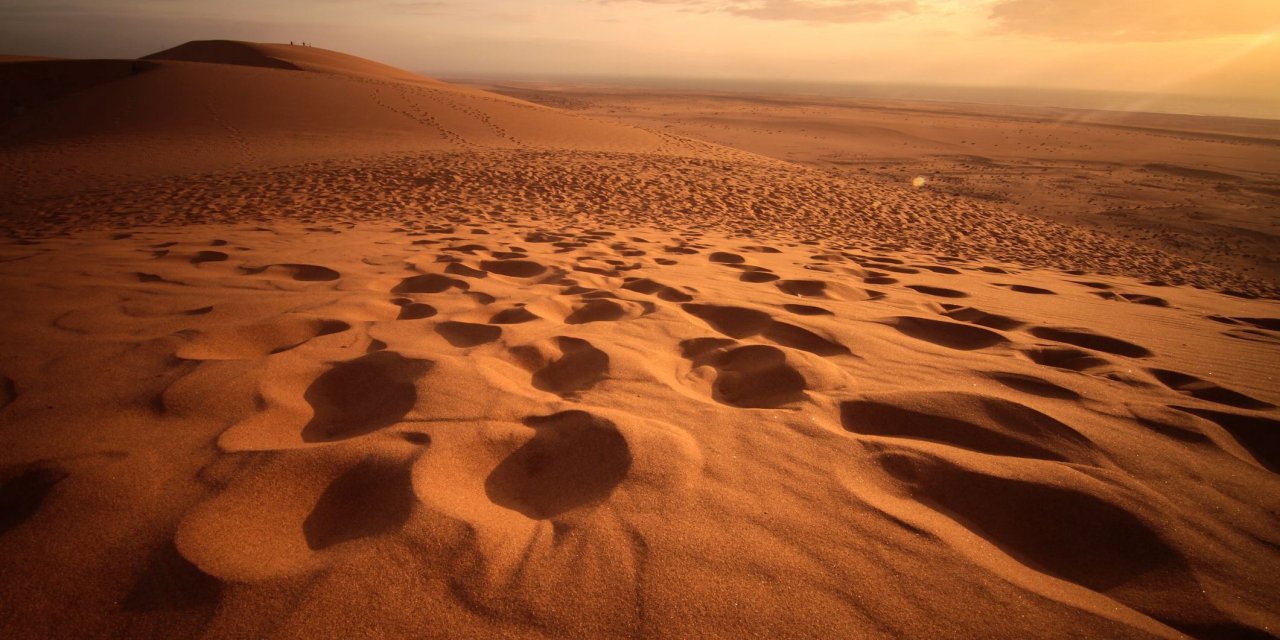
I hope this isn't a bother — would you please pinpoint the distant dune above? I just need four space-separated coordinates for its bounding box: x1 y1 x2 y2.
1 41 700 203
144 40 444 84
1 41 1277 640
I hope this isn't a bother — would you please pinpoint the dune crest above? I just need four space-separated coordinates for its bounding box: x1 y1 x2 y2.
144 40 442 84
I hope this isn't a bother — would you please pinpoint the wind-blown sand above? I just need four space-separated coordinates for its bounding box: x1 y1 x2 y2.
1 41 1278 639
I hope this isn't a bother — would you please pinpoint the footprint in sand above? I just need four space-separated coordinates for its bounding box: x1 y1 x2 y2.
681 304 770 338
176 317 351 360
1235 317 1280 331
572 258 630 277
123 540 221 613
865 276 898 285
1021 346 1114 374
1113 293 1170 307
783 304 833 316
876 447 1261 635
917 265 961 275
682 303 849 356
708 251 745 264
872 450 1216 629
861 256 906 265
1073 281 1113 290
739 270 780 283
664 245 699 255
1 374 17 411
392 298 438 320
774 279 873 301
565 298 654 324
442 243 489 256
621 277 694 302
1128 405 1220 446
436 321 502 347
869 264 919 275
393 273 468 294
996 284 1055 295
303 456 415 550
938 305 1024 330
986 372 1081 400
444 263 488 278
0 466 70 536
489 306 540 324
764 322 850 356
480 259 547 278
1170 407 1280 472
841 391 1094 462
117 300 214 318
512 336 610 397
175 449 422 583
776 279 829 297
1028 326 1152 358
189 251 228 265
484 411 631 519
1148 369 1274 410
1208 316 1280 331
301 351 432 442
681 339 809 409
906 285 969 299
134 272 184 285
810 253 846 263
885 316 1009 351
240 263 340 282
488 251 528 261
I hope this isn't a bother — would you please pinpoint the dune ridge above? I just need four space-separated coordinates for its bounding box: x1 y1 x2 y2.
144 40 440 84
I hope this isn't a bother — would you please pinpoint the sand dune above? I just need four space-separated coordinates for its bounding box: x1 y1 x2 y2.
2 43 711 203
144 40 443 83
484 84 1280 285
1 42 1278 639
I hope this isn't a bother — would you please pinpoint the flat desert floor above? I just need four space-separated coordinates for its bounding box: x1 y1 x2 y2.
1 42 1278 639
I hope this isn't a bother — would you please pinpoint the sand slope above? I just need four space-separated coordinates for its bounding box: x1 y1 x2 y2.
145 40 448 85
487 85 1280 286
2 219 1277 639
0 42 1278 640
2 42 719 203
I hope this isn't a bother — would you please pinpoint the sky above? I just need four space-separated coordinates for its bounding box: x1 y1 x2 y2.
3 0 1279 112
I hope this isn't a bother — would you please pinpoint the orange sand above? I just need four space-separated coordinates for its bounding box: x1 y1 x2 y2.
1 41 1277 639
477 83 1280 285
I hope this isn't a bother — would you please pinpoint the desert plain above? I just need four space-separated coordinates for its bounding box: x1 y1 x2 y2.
0 41 1278 639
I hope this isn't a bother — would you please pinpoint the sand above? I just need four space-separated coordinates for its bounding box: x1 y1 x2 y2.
474 83 1280 285
1 41 1278 639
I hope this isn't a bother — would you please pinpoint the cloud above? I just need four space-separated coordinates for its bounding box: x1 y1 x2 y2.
0 1 106 21
597 0 918 24
381 1 452 15
989 0 1280 41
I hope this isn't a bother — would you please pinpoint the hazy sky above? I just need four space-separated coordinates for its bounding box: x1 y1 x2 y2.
3 0 1278 104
